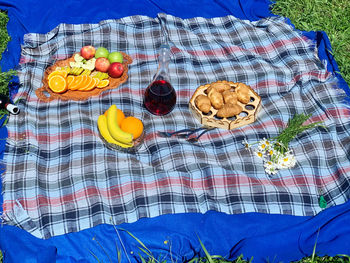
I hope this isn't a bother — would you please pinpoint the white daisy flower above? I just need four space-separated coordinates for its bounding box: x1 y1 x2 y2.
288 155 296 167
278 152 296 169
242 139 251 149
258 138 271 151
264 162 278 175
254 150 265 159
267 148 275 156
264 160 275 169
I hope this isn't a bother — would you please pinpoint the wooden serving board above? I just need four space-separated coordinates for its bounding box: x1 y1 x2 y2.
36 52 132 102
189 80 261 130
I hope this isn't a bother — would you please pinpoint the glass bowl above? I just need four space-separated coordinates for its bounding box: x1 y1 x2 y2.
99 130 145 154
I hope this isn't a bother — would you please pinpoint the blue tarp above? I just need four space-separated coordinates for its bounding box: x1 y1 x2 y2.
0 0 349 262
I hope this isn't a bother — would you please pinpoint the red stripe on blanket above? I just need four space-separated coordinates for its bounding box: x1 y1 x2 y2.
253 71 331 90
8 128 98 143
171 37 305 57
3 165 350 212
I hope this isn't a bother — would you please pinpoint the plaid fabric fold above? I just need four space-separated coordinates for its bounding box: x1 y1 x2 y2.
2 13 350 239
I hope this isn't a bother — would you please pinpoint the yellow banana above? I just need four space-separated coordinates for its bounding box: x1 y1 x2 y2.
106 105 134 144
98 115 133 148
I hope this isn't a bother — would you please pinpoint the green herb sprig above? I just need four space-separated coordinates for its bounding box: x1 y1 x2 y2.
275 113 326 154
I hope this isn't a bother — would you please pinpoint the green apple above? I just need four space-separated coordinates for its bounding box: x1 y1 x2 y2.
95 47 109 58
108 51 123 63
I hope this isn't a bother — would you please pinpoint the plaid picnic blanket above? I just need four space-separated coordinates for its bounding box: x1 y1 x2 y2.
2 13 350 239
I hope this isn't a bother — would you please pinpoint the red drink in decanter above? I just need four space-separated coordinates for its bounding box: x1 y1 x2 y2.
144 80 176 116
143 44 176 116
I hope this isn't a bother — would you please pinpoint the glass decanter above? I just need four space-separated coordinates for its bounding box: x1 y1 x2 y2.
143 44 176 116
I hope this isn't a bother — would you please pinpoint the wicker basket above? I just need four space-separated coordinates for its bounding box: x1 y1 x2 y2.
189 80 261 130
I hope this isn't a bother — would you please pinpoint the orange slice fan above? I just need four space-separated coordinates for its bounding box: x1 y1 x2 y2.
82 77 99 91
68 75 86 91
78 76 94 91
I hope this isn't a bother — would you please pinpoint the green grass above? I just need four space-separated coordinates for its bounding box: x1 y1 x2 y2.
0 2 350 263
271 0 350 85
0 10 10 61
0 9 15 98
0 9 16 119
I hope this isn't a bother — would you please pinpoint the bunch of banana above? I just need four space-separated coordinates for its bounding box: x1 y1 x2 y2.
98 105 134 148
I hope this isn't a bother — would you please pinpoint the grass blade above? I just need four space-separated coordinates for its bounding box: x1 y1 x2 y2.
112 225 132 263
138 246 158 263
121 228 153 256
116 242 122 263
89 250 101 263
197 235 214 263
337 255 350 262
140 255 147 263
311 229 320 262
93 236 113 263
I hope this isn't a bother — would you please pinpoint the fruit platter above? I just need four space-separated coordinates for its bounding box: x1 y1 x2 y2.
36 46 133 102
189 80 261 130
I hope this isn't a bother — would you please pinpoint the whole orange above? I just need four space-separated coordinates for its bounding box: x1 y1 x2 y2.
104 107 125 126
120 116 144 139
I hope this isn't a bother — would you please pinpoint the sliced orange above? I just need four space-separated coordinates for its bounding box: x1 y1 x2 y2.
67 75 81 90
96 79 109 88
77 76 93 91
69 74 87 90
67 75 75 85
48 75 67 93
83 77 99 91
94 78 100 87
48 70 68 80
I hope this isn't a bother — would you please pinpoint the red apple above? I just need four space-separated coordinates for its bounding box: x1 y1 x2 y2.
95 57 110 72
108 62 124 78
80 45 96 60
